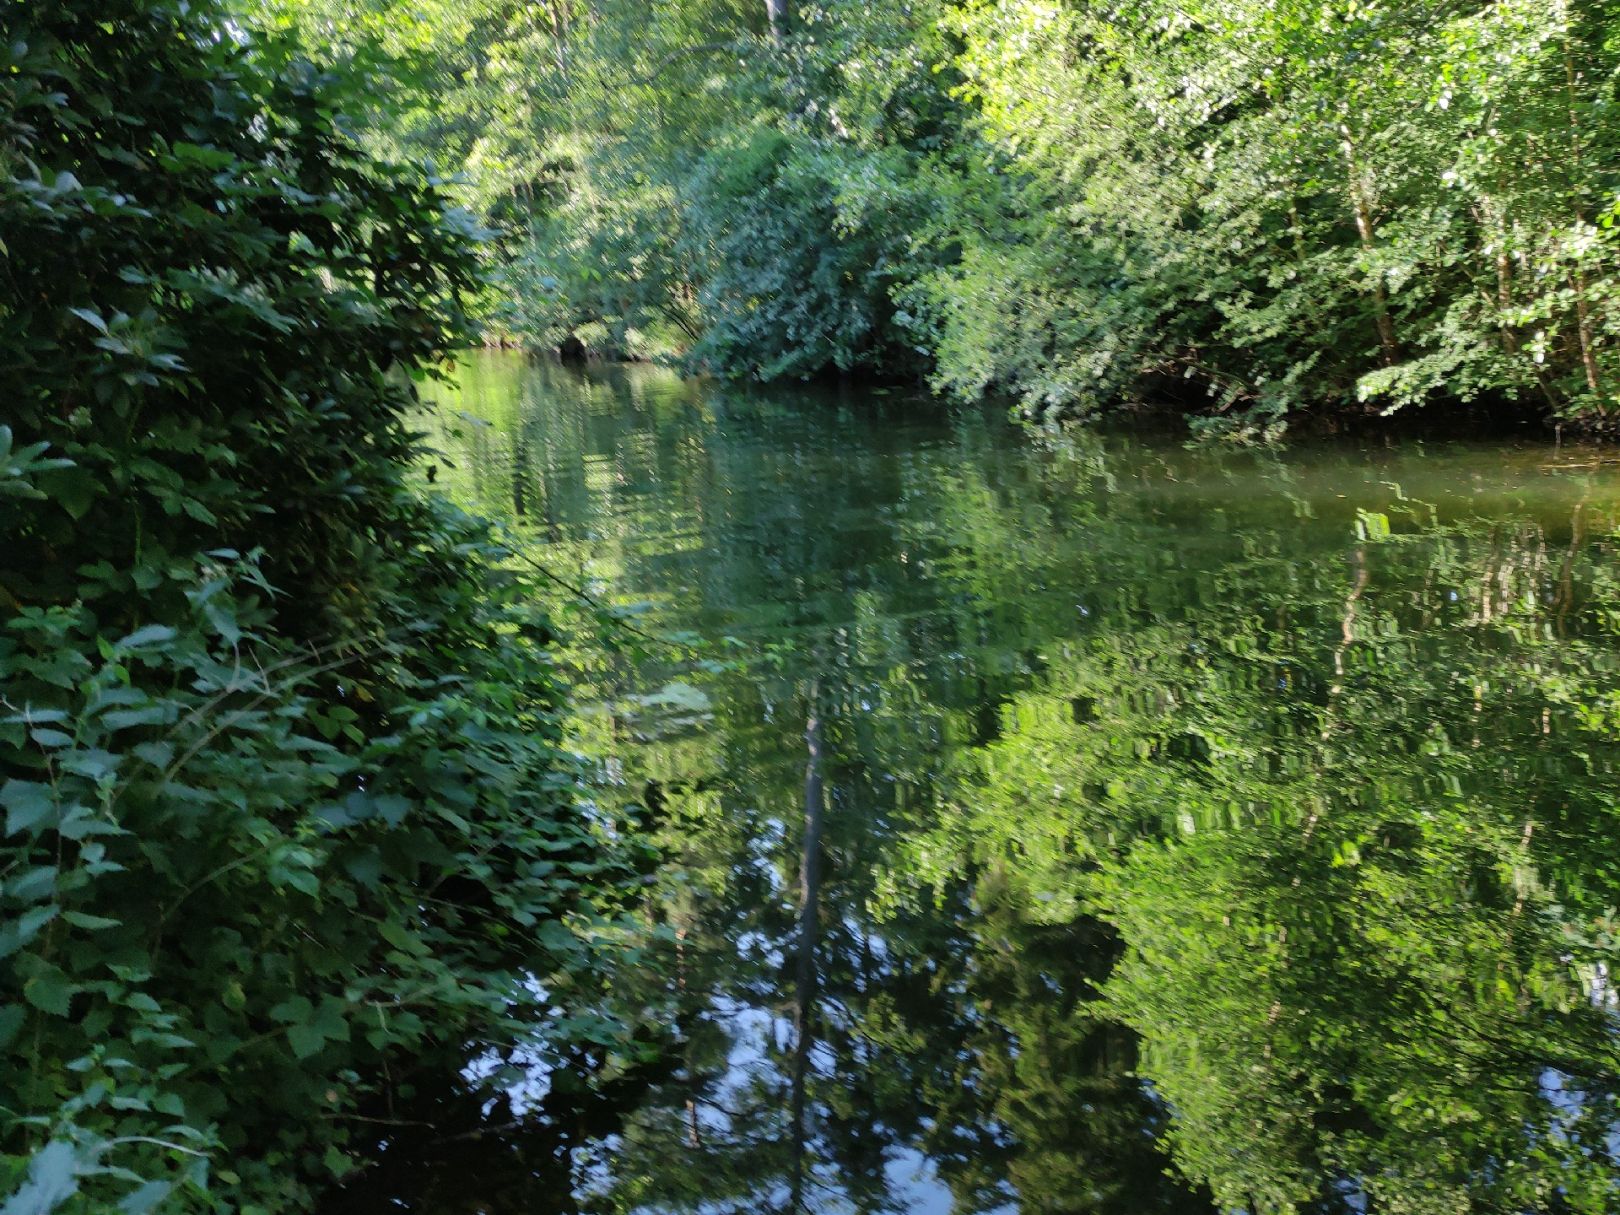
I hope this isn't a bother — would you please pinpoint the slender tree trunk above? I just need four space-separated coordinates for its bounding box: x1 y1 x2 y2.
1351 189 1399 367
1339 123 1399 367
1560 4 1603 406
1486 197 1519 356
1571 265 1600 399
766 0 789 40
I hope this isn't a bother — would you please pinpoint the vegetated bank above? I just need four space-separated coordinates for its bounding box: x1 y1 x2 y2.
258 0 1620 437
0 3 648 1211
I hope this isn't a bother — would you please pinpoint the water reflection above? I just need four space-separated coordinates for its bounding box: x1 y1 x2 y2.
356 353 1620 1213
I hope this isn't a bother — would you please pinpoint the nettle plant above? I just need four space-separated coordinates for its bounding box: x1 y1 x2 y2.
0 3 643 1211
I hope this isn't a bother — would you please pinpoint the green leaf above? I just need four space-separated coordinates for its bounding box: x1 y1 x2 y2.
343 850 383 886
63 749 119 781
9 865 58 902
101 704 178 731
58 805 121 840
17 904 57 939
0 905 57 959
22 960 76 1017
314 996 350 1044
116 624 178 649
62 910 122 931
2 780 57 835
118 1182 173 1215
269 995 313 1024
67 306 109 335
0 1004 25 1050
2 709 68 725
38 465 98 520
0 1141 82 1215
131 740 175 768
374 794 409 826
287 1022 327 1059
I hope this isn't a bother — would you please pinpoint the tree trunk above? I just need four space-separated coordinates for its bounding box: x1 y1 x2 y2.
1561 12 1603 406
1339 123 1399 368
766 0 789 40
1490 202 1517 355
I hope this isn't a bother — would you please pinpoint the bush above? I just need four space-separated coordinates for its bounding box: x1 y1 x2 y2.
0 3 631 1210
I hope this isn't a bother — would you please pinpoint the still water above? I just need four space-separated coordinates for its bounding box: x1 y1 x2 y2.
368 353 1620 1213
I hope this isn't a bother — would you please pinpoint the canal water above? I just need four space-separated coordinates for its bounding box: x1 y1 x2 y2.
348 352 1620 1214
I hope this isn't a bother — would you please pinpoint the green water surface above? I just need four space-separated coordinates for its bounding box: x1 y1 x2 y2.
359 352 1620 1214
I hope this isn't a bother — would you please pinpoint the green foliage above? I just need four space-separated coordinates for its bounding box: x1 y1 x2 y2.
0 3 638 1210
897 480 1620 1211
254 0 966 376
680 132 926 379
925 0 1620 425
259 0 1620 425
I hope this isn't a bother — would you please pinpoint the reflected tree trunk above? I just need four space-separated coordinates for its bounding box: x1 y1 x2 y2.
766 0 789 40
676 923 702 1149
1554 502 1586 634
788 689 825 1213
511 426 530 520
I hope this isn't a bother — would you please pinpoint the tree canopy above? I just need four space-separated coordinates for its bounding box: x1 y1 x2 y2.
255 0 1620 430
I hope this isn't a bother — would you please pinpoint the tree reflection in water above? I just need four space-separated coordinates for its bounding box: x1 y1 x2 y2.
335 354 1620 1215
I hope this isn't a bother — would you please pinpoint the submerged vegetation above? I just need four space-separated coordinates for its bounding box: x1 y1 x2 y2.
256 0 1620 429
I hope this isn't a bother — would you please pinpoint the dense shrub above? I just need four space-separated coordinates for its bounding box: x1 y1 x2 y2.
0 2 632 1210
679 131 917 380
